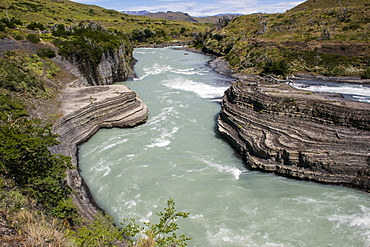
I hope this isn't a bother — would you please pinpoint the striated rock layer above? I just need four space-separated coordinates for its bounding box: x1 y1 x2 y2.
56 43 135 87
218 81 370 192
52 84 148 219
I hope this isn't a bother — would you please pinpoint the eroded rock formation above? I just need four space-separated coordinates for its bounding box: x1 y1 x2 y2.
218 81 370 191
59 43 135 86
52 84 148 219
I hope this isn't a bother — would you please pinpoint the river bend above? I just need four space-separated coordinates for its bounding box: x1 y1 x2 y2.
79 48 370 246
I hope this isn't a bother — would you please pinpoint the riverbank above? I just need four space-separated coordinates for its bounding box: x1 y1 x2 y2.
52 84 148 219
205 55 370 192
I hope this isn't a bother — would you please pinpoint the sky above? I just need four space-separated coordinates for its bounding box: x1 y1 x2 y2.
70 0 305 17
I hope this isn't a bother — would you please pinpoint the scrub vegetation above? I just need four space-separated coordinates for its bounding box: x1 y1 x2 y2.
0 1 194 245
0 34 190 247
0 0 369 245
0 0 209 45
194 0 370 78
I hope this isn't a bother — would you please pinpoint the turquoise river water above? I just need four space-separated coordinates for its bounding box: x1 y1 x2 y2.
79 48 370 246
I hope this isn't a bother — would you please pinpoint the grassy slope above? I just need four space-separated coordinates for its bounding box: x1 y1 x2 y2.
0 0 209 43
289 0 369 12
198 0 370 77
0 1 203 246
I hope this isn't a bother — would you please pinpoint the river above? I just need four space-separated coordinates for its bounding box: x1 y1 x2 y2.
78 47 370 246
292 79 370 103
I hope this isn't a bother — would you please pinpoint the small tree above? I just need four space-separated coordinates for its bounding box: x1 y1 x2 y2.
26 34 40 44
121 198 191 247
263 59 289 76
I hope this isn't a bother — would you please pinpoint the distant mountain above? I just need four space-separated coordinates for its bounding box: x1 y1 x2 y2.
122 10 241 23
145 11 199 22
212 13 243 17
197 14 242 23
122 10 151 15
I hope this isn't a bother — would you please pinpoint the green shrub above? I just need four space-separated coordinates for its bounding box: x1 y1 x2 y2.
37 48 56 58
263 59 289 76
121 198 191 247
0 17 22 28
0 117 72 211
0 51 45 94
26 22 45 30
0 23 5 32
52 198 79 224
69 213 123 246
361 67 370 79
26 34 40 44
14 35 23 40
0 52 73 216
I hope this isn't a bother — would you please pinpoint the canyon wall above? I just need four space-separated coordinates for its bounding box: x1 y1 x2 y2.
66 43 135 86
52 85 148 219
218 81 370 192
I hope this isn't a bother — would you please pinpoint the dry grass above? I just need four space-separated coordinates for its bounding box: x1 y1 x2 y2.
14 209 69 247
0 182 70 247
134 232 156 247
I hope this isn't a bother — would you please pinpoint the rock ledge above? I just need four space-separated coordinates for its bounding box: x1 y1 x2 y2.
218 81 370 192
52 84 148 219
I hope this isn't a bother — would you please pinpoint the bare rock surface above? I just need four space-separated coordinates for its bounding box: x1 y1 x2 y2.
52 84 148 219
218 80 370 192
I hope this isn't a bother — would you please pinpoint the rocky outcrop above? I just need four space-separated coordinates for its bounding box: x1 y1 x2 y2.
218 81 370 192
96 46 135 85
52 84 148 219
61 43 135 86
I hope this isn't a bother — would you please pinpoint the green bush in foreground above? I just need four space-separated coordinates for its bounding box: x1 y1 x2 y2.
122 198 191 247
70 198 190 247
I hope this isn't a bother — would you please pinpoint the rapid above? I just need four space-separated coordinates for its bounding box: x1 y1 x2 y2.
78 47 370 246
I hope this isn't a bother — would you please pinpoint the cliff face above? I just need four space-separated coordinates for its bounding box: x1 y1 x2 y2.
68 43 135 86
218 81 370 191
96 45 135 85
52 85 148 219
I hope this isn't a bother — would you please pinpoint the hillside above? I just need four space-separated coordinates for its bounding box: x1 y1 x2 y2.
139 11 241 24
289 0 369 12
195 0 370 78
0 0 209 45
123 10 241 24
145 11 199 22
0 0 201 246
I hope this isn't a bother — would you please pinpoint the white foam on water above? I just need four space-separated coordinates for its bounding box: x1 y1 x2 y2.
172 67 207 76
206 227 262 246
201 159 242 180
147 140 171 148
327 204 370 245
134 63 174 81
164 78 229 99
293 82 370 103
101 138 129 151
92 158 111 177
352 95 370 103
123 200 137 209
144 63 173 75
147 127 179 148
190 214 204 219
147 106 175 126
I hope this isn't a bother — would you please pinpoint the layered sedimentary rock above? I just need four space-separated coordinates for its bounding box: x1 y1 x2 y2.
59 43 135 86
218 81 370 191
52 84 148 219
